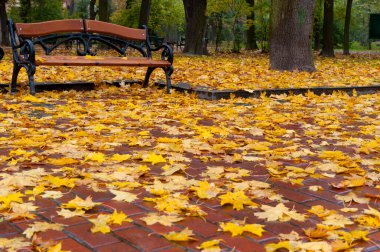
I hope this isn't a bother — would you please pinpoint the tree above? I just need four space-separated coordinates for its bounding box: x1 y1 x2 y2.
20 0 31 22
313 0 323 50
89 0 97 20
99 0 109 22
139 0 151 27
246 0 258 50
343 0 353 55
0 0 9 46
183 0 208 55
320 0 334 57
270 0 316 72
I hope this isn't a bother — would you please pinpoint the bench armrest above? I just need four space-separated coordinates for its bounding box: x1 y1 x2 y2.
8 19 36 64
149 43 173 64
19 39 36 64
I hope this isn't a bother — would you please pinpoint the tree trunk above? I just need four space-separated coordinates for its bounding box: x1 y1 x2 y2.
343 0 353 55
215 13 223 52
0 0 9 46
139 0 151 27
67 0 75 16
126 0 133 9
314 19 321 50
246 0 259 50
89 0 97 20
20 0 31 23
98 0 109 22
270 0 316 72
183 0 208 55
320 0 334 57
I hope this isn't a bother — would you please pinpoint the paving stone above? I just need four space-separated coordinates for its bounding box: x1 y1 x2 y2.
217 234 266 252
37 230 68 241
96 242 140 252
178 217 219 238
60 238 93 251
65 223 119 248
0 222 20 237
114 226 172 251
102 200 146 216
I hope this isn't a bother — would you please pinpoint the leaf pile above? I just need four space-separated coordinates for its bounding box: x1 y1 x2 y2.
0 55 379 251
0 51 379 90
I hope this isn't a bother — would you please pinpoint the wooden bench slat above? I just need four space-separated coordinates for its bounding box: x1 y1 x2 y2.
16 19 84 37
85 20 146 41
34 56 171 67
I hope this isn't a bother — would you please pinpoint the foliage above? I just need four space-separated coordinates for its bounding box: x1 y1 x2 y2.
111 0 185 38
208 0 252 52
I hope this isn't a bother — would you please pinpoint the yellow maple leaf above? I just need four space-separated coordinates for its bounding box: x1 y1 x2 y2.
110 189 138 202
109 210 132 225
322 214 353 228
89 214 111 234
219 190 256 210
255 203 305 222
57 209 86 218
23 221 65 239
163 227 197 241
192 181 221 199
84 152 106 163
46 157 79 166
61 196 100 211
265 241 294 252
219 222 264 237
308 205 335 218
21 95 44 103
47 242 70 252
44 175 76 188
335 192 369 204
0 237 31 251
142 152 166 165
197 239 223 252
0 192 24 210
304 227 329 239
110 153 131 162
296 241 332 252
141 213 183 227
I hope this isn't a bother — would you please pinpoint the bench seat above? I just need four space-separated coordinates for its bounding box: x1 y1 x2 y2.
34 56 171 67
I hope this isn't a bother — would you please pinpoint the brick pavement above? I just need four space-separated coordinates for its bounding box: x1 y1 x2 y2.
0 88 379 251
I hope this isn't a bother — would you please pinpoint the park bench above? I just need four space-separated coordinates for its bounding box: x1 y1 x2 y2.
8 19 174 95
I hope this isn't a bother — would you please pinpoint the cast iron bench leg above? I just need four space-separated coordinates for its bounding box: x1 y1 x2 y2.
10 65 21 94
143 67 156 88
27 65 36 95
164 66 173 94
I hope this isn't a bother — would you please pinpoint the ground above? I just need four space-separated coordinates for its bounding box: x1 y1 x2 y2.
0 51 379 252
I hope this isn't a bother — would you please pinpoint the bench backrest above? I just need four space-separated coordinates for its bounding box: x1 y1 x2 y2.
9 19 150 57
15 19 84 38
85 20 146 41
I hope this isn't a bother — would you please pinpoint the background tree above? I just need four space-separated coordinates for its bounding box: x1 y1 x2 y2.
183 0 208 55
320 0 335 56
313 0 323 50
99 0 109 22
0 0 9 46
343 0 353 54
246 0 258 50
20 0 31 22
139 0 151 27
253 0 270 52
89 0 97 19
270 0 316 72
